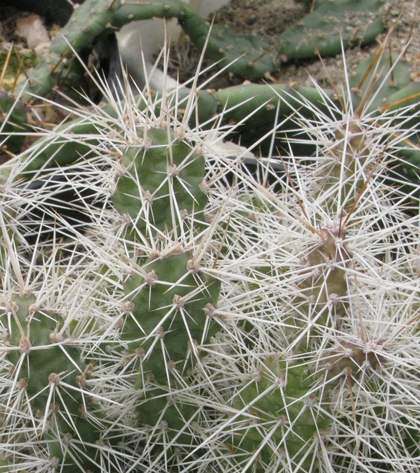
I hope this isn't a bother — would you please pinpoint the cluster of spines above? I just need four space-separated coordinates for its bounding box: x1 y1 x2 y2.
198 71 420 472
109 120 224 462
0 79 228 471
1 33 420 473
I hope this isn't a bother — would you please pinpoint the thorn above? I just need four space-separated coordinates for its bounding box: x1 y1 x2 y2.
51 47 72 74
314 43 346 112
248 45 275 68
356 51 380 92
278 152 314 231
402 21 415 61
264 72 280 84
388 40 395 86
346 371 360 455
343 146 387 228
379 91 420 112
0 43 14 88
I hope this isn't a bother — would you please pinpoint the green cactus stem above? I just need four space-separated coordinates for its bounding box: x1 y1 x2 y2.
13 0 280 104
230 358 332 473
16 0 122 102
112 0 184 27
122 252 220 442
178 5 278 80
277 0 388 61
231 346 381 473
2 294 116 473
108 117 222 462
111 126 208 244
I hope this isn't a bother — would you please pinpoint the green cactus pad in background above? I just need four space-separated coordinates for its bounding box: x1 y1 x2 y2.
16 0 121 102
348 51 412 113
212 82 336 153
179 5 278 80
112 0 184 26
277 0 388 60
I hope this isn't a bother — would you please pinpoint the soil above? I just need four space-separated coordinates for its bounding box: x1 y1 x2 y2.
171 0 420 90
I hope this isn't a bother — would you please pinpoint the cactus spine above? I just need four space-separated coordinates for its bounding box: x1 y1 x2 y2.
198 70 420 472
0 76 226 471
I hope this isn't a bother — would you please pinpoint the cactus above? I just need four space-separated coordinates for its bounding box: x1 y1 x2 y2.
1 4 420 473
9 0 390 105
0 45 38 92
277 0 389 60
2 294 118 472
0 0 394 165
14 0 123 102
182 59 420 471
0 149 130 471
110 122 221 457
178 5 278 80
0 73 227 471
18 55 418 176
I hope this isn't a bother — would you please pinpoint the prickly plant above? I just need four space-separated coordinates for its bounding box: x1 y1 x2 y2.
1 34 420 473
277 0 389 60
3 0 389 107
183 55 420 472
0 54 227 471
0 147 131 471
